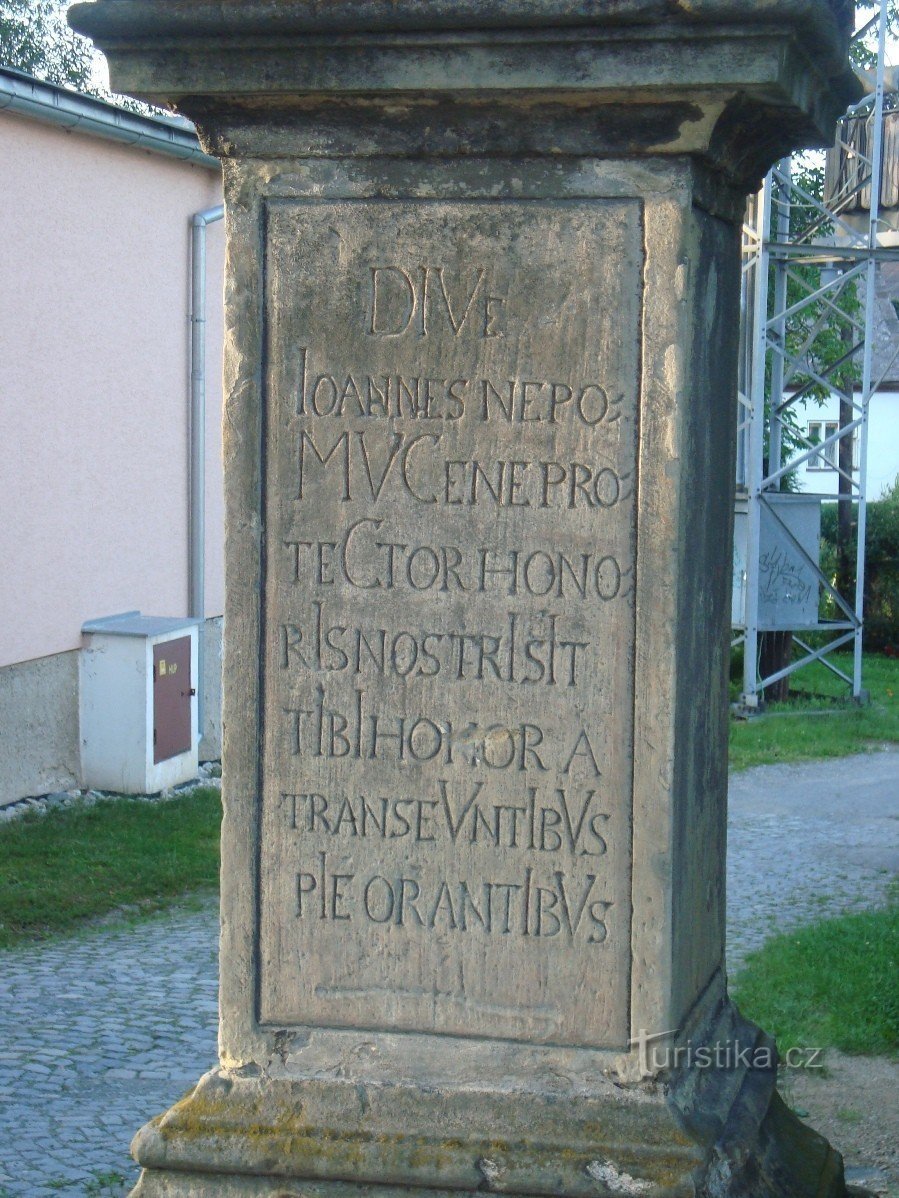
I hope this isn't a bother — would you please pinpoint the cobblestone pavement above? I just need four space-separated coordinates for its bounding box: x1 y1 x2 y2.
0 903 219 1198
727 748 899 969
1 751 897 1197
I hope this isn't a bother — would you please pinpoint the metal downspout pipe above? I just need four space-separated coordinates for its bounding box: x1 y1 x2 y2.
190 204 225 750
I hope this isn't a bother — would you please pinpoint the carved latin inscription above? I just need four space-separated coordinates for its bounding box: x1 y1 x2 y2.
260 200 642 1047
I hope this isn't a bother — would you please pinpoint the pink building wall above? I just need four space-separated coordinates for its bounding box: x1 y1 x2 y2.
0 108 225 670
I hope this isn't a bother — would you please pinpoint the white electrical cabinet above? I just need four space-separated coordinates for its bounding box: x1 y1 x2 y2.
80 611 200 794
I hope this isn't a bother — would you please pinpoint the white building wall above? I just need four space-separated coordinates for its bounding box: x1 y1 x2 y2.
0 97 226 803
795 390 899 499
0 107 225 670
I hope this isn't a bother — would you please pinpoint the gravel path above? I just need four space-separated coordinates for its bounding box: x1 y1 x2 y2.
1 751 897 1197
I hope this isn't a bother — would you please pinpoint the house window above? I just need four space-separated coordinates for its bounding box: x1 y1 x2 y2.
808 420 857 471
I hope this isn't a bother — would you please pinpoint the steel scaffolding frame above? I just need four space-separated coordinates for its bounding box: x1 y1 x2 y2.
735 0 897 704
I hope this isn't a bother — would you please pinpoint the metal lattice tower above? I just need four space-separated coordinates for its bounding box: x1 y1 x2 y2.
734 0 898 705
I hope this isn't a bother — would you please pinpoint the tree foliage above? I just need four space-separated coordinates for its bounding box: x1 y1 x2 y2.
0 0 97 92
760 154 863 491
0 0 168 114
761 1 899 483
851 0 899 70
821 477 899 649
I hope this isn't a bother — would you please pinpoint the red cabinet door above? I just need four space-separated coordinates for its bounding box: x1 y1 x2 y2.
153 637 193 763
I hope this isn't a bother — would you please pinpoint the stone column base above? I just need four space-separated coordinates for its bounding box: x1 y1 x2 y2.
127 1001 864 1198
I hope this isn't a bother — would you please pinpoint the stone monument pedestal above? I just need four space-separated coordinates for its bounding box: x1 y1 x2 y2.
69 3 863 1196
126 998 848 1197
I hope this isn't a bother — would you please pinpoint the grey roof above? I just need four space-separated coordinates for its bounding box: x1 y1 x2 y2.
0 65 218 168
82 612 200 638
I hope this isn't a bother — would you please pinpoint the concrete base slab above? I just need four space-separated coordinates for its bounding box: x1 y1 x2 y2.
0 649 79 806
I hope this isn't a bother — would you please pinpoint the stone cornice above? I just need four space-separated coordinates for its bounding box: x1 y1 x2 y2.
68 3 861 190
69 0 854 43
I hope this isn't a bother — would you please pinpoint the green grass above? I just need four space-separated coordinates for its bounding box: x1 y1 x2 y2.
732 892 899 1058
729 651 899 771
85 1172 128 1197
43 1171 129 1196
0 788 221 949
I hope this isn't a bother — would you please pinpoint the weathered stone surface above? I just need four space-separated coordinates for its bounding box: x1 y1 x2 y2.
71 1 859 191
67 2 865 1197
125 995 848 1197
206 148 739 1082
260 197 639 1046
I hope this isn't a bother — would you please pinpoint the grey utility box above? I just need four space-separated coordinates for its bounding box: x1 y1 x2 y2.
80 611 200 794
733 493 823 631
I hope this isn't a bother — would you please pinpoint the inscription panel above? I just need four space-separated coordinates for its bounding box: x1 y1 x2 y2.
260 200 642 1047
